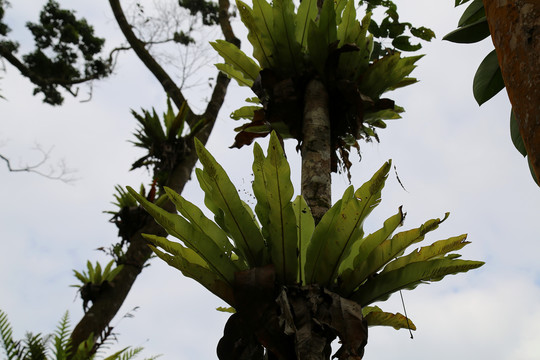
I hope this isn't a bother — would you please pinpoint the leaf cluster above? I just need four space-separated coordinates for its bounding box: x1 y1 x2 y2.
130 99 201 180
211 0 423 175
128 132 483 333
0 310 154 360
359 0 435 58
15 0 112 105
443 0 537 184
72 260 124 311
177 0 220 26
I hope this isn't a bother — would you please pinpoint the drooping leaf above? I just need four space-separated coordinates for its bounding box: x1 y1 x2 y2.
292 195 315 284
473 49 505 105
363 306 416 330
145 235 235 305
127 186 243 280
194 139 267 266
216 63 255 87
352 258 484 306
510 110 527 157
236 0 274 68
337 13 372 80
251 132 298 283
458 0 485 27
210 40 261 81
442 18 490 43
295 0 318 49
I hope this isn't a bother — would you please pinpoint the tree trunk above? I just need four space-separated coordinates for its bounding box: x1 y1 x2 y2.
483 0 540 183
69 0 236 354
301 79 332 224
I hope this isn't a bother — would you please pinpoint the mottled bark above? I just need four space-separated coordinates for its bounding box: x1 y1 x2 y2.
301 79 332 224
483 0 540 183
69 0 235 353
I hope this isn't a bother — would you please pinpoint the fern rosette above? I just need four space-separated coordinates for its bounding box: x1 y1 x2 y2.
211 0 423 173
128 132 484 353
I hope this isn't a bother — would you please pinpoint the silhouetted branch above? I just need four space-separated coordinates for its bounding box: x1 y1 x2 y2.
0 145 77 183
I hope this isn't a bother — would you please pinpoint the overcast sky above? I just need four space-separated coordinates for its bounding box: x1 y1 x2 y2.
1 1 539 359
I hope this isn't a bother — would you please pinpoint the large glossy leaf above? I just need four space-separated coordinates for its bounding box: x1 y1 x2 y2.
303 194 346 285
381 234 470 274
363 306 416 331
338 207 404 295
352 258 484 306
307 20 328 75
127 187 243 280
272 0 302 75
295 0 317 49
236 0 274 68
442 18 490 43
458 0 485 27
194 139 267 266
342 213 449 294
210 40 261 81
337 0 358 46
215 63 254 87
292 195 315 284
145 234 235 305
473 49 505 105
510 110 527 157
251 133 298 283
252 0 277 61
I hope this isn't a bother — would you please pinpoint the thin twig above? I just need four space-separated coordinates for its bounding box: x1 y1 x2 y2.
0 145 77 183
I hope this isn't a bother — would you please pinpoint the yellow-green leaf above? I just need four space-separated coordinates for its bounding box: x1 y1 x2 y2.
215 63 254 87
194 139 267 266
352 258 484 306
363 306 416 331
236 0 274 68
210 40 261 81
292 195 314 284
252 132 298 283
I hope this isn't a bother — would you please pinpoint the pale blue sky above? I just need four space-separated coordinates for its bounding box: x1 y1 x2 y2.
1 1 539 359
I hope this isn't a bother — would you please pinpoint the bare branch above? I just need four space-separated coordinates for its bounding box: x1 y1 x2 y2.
0 145 77 183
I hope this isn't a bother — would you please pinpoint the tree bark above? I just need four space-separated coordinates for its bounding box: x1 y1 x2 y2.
69 0 236 353
301 79 332 224
483 0 540 183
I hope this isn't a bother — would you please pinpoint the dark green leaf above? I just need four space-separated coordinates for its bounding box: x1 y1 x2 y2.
391 36 421 52
458 0 485 27
443 18 490 43
473 49 505 105
410 26 435 41
510 110 527 157
455 0 472 6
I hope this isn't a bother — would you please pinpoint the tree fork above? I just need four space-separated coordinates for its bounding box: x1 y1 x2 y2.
483 0 540 183
301 79 332 224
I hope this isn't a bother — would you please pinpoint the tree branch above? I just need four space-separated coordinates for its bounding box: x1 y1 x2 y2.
108 0 192 119
69 0 239 353
0 145 76 183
